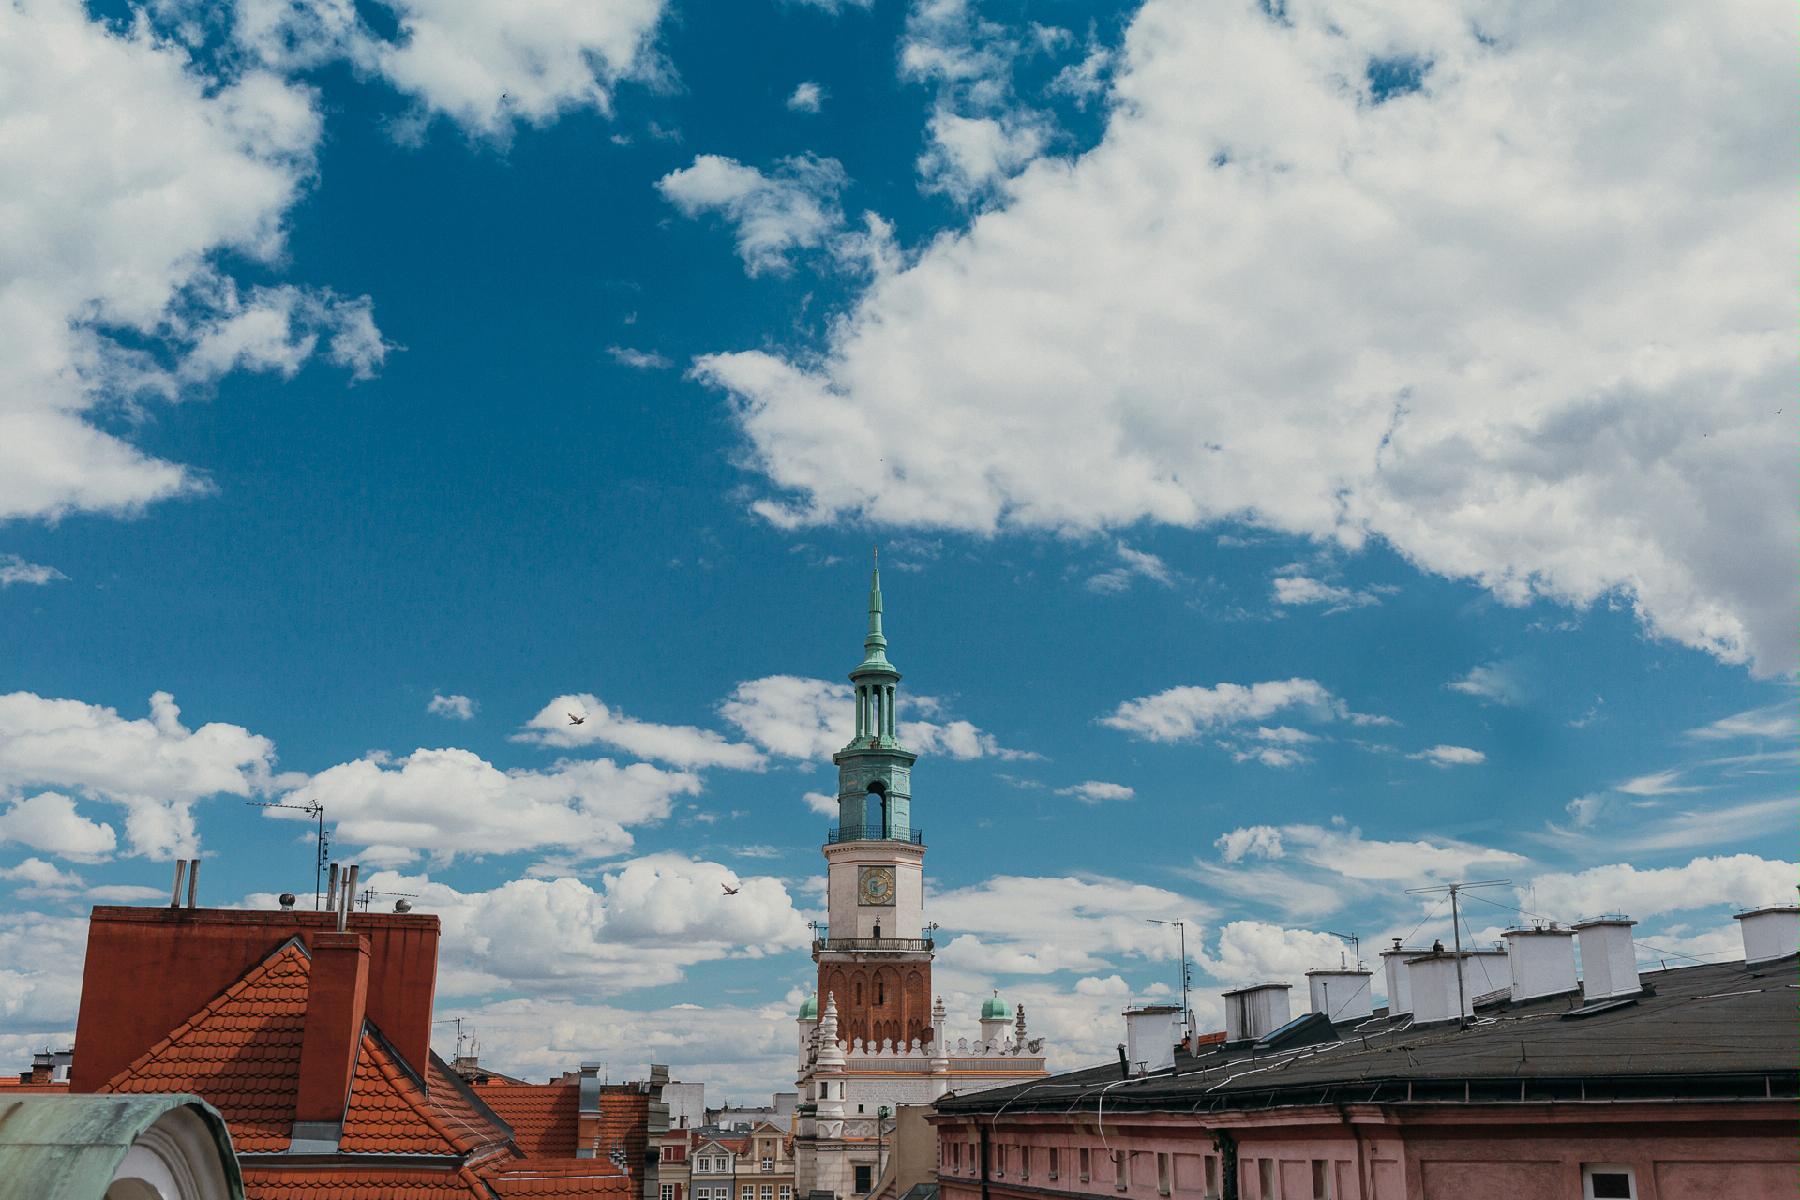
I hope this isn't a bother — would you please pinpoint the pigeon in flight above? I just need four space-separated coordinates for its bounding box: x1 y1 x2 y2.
721 883 740 895
568 713 586 725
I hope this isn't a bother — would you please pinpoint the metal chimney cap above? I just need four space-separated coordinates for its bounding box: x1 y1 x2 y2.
393 898 413 913
278 892 296 910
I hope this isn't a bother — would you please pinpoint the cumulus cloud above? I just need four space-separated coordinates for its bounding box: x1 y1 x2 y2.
786 82 825 113
1086 543 1173 594
1409 744 1486 768
1525 854 1797 923
0 556 66 587
694 0 1797 676
0 691 277 859
1214 825 1283 863
0 0 383 525
658 154 849 276
1446 662 1526 706
1564 793 1607 829
518 693 765 770
1054 781 1133 803
608 346 673 370
1271 575 1381 612
930 874 1209 975
427 692 477 721
276 747 698 867
234 0 669 140
0 793 117 863
0 856 85 898
802 791 839 818
720 675 1028 762
1100 678 1343 742
0 909 87 1035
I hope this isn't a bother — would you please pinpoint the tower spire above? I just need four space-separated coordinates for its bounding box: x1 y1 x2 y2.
865 549 888 664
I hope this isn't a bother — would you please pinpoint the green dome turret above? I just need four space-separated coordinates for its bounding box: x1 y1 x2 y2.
799 994 820 1020
980 993 1010 1020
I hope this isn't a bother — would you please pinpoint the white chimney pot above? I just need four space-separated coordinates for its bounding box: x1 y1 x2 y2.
1305 969 1374 1023
1123 1004 1182 1072
1406 952 1472 1025
1380 946 1418 1016
1734 906 1800 965
1574 918 1641 1002
1503 927 1578 1001
1222 983 1291 1042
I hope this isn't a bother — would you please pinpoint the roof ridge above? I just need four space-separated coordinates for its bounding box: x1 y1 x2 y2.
98 938 312 1094
350 1025 485 1158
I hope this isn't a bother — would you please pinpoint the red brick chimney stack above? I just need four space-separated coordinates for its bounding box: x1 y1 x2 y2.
294 930 370 1139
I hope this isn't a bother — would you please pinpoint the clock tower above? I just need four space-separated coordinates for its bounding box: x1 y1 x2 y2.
813 562 934 1050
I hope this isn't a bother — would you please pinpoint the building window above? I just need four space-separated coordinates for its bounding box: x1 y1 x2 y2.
662 1187 674 1200
951 1143 960 1170
1079 1148 1091 1183
1048 1148 1059 1180
761 1186 773 1200
1020 1147 1030 1180
1582 1167 1637 1200
742 1185 754 1200
1203 1157 1219 1199
996 1146 1007 1177
762 1159 774 1173
1311 1161 1332 1200
1257 1161 1274 1200
855 1166 874 1195
781 1188 792 1200
1113 1150 1127 1192
1157 1153 1171 1196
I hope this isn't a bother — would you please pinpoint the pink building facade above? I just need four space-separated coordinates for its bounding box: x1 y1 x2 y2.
930 926 1798 1200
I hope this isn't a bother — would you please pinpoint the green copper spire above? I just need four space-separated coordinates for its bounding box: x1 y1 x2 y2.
864 551 888 664
833 557 915 840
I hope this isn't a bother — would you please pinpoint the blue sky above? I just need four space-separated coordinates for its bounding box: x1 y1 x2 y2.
0 0 1792 1096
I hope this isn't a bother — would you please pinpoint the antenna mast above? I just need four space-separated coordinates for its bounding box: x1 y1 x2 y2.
1404 879 1511 1026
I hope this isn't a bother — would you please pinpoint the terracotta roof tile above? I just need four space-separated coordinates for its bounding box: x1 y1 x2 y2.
99 939 311 1151
241 1164 492 1199
472 1083 580 1158
428 1056 516 1161
0 1079 70 1092
339 1035 464 1157
483 1158 633 1199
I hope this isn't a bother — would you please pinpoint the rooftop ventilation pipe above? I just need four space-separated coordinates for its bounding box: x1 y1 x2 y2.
1221 983 1290 1043
1379 940 1418 1016
1123 1004 1182 1072
1503 927 1578 1001
1734 906 1800 965
1305 969 1373 1023
1573 918 1640 1002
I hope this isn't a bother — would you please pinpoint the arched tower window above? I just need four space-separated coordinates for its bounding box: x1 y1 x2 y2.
867 779 888 836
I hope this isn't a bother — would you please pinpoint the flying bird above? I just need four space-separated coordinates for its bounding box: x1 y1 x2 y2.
567 713 586 725
721 883 740 896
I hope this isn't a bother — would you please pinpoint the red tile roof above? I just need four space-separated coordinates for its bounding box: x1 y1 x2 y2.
483 1157 634 1199
100 939 311 1151
339 1037 464 1157
473 1082 580 1157
0 1079 70 1092
241 1165 493 1199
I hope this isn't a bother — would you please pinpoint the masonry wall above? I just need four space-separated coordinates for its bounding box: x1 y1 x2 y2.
931 1103 1796 1200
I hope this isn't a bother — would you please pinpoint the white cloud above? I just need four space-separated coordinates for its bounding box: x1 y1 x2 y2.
930 873 1209 975
608 346 673 370
1214 825 1283 863
1564 793 1607 829
786 82 825 113
278 747 699 866
1054 780 1134 803
0 556 66 587
1525 854 1797 924
1100 678 1342 742
0 792 117 862
0 0 382 524
802 791 839 818
720 675 1026 762
694 0 1797 676
238 0 669 140
658 154 848 276
1047 43 1112 107
427 692 477 721
1446 662 1526 706
0 909 86 1033
0 691 277 859
1684 702 1792 742
916 109 1046 204
1409 744 1486 768
1617 768 1701 796
518 693 765 771
0 856 84 897
1087 543 1173 594
1271 575 1380 612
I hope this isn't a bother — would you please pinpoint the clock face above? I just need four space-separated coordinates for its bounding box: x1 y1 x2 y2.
858 866 896 906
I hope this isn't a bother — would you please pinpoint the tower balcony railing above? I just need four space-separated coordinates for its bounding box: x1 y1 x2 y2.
813 936 935 954
825 825 924 845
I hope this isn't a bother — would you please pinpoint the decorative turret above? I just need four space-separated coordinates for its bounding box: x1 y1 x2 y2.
979 992 1009 1049
814 994 846 1130
797 994 821 1068
832 559 917 843
1014 1003 1028 1051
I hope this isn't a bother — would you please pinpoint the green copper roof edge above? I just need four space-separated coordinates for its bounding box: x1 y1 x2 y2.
0 1093 245 1200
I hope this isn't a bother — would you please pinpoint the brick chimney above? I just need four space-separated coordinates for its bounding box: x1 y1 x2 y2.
292 931 370 1150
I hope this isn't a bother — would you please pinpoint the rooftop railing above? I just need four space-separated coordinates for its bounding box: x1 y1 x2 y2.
813 937 935 953
826 825 924 845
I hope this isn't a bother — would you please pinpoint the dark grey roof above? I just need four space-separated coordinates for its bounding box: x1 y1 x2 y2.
936 955 1799 1115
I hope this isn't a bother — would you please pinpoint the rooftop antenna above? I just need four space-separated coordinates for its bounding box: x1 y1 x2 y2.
245 798 328 909
1404 879 1511 1027
1145 918 1193 1038
1325 930 1361 969
358 887 420 912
